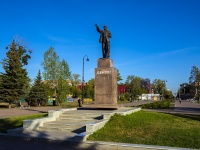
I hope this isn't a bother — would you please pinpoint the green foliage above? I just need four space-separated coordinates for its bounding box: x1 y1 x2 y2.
57 77 70 105
28 70 48 106
152 79 166 96
88 111 200 149
71 86 81 98
141 100 172 109
0 113 47 133
70 74 81 98
84 78 94 99
41 47 71 100
41 46 60 82
117 69 123 82
119 93 125 101
0 40 31 105
125 75 145 99
60 101 78 108
189 66 200 84
124 92 130 101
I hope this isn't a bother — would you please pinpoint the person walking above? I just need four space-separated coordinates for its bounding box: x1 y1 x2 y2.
77 97 82 107
179 98 182 104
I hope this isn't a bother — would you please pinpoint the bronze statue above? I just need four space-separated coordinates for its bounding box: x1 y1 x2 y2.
95 24 112 58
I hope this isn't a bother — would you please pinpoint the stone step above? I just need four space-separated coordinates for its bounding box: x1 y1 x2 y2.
56 117 98 122
37 111 106 137
60 113 103 119
43 122 85 128
62 112 103 116
38 126 85 133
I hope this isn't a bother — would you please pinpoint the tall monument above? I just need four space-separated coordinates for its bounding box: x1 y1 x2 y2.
93 24 119 108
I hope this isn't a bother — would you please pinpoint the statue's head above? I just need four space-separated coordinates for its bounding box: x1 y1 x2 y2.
103 25 107 30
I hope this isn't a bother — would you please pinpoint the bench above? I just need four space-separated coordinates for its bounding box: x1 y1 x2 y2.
20 102 30 109
0 103 17 108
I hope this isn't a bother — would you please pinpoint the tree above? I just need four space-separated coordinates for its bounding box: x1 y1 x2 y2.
56 59 71 105
71 74 81 86
189 66 200 100
29 70 48 106
85 78 94 99
56 77 70 105
131 76 144 99
41 46 59 88
41 47 71 103
125 75 135 93
58 59 71 80
125 75 144 100
164 89 174 99
0 75 3 102
117 69 123 82
189 66 200 84
0 40 31 107
152 79 166 97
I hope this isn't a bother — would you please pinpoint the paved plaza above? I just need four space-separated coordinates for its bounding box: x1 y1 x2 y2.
0 106 61 119
0 101 153 119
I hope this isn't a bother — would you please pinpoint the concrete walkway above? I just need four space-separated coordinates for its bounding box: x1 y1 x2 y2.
0 106 61 119
0 101 153 119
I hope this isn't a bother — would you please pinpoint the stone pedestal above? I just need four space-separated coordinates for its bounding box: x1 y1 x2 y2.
84 58 120 109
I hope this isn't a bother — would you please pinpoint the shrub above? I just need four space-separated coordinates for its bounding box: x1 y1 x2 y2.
141 100 171 109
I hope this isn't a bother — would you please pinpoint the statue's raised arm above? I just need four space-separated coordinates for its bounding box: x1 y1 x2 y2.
95 24 101 33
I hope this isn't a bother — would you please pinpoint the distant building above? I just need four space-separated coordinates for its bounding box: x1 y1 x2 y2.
77 83 88 90
118 85 126 94
139 94 160 101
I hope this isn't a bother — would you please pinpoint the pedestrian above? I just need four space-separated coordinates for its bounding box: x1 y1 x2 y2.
78 97 82 107
179 98 182 104
129 97 132 103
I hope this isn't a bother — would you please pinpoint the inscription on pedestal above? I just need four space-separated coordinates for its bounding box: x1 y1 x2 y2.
96 70 112 75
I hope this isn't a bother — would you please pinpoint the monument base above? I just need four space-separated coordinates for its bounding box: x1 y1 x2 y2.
82 103 122 109
83 58 119 109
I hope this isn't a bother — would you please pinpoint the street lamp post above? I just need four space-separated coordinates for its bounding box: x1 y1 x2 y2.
162 80 167 100
82 55 89 104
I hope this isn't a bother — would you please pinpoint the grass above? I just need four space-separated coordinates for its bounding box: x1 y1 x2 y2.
87 111 200 149
0 113 48 133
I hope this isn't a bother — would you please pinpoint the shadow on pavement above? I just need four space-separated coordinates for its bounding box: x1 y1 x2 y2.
174 107 200 114
0 132 98 150
169 113 200 122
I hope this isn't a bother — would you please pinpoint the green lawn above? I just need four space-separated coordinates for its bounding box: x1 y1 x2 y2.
0 113 48 133
87 111 200 149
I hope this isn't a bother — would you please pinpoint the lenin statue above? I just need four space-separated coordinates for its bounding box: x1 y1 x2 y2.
95 24 112 58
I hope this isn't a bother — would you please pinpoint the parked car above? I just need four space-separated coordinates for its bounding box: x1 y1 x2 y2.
67 97 74 102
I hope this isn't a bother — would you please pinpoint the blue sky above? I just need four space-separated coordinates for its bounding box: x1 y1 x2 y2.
0 0 200 94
